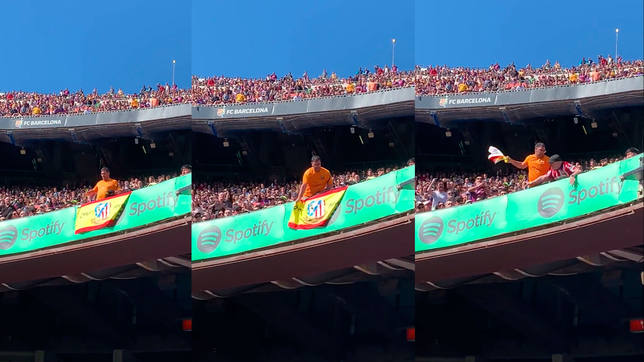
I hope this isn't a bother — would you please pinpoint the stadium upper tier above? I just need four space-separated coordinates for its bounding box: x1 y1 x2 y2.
414 57 642 95
2 56 640 119
0 85 190 118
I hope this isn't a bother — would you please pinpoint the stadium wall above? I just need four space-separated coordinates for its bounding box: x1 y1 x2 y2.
192 87 415 119
0 104 192 130
416 76 643 109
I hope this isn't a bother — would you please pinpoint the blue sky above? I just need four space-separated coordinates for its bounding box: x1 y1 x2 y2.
0 0 191 94
416 0 644 68
191 0 415 79
1 1 642 93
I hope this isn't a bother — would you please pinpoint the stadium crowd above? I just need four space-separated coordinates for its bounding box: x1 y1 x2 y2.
2 56 642 117
192 165 405 221
0 84 189 117
190 65 410 105
415 154 633 212
414 56 643 95
0 173 177 221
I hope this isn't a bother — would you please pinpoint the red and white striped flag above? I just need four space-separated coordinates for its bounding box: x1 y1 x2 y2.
488 146 508 164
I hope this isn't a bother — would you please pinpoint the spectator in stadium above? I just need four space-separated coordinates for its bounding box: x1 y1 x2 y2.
467 175 491 201
85 167 120 201
415 152 629 211
527 154 581 187
506 142 550 186
296 155 333 202
427 179 448 210
625 147 640 159
175 164 192 196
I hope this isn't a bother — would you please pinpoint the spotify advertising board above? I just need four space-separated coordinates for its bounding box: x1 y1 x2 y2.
415 154 642 252
0 174 191 256
192 166 415 261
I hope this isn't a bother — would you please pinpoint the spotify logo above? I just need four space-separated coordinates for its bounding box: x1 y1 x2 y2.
197 226 221 253
0 225 18 250
418 216 444 244
538 187 565 218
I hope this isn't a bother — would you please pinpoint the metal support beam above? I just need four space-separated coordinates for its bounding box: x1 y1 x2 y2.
430 111 440 127
207 121 218 138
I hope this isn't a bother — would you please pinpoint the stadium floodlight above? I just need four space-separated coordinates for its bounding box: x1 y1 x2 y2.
367 130 375 139
172 59 176 87
591 121 598 129
445 130 452 138
223 138 229 147
392 38 396 67
615 28 619 60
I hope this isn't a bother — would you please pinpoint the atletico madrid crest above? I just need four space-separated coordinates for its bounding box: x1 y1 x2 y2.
288 186 348 230
306 199 325 218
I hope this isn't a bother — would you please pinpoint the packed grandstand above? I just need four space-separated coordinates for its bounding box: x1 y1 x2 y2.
193 163 410 221
3 55 642 118
414 56 643 95
0 173 183 221
415 153 635 211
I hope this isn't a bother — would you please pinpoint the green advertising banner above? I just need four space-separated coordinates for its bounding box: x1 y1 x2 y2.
0 174 191 256
415 155 643 252
192 166 415 261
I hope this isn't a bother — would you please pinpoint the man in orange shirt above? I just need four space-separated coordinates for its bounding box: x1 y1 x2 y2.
506 142 550 185
296 155 333 202
86 167 119 201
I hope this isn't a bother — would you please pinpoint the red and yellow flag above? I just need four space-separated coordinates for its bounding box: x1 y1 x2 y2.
488 146 509 164
75 192 131 234
288 186 347 230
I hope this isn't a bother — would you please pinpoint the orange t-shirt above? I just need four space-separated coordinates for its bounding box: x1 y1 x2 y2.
523 154 550 182
302 167 332 198
92 178 119 200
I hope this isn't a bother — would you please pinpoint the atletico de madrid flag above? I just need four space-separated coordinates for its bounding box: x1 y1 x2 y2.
288 186 348 230
74 192 131 234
